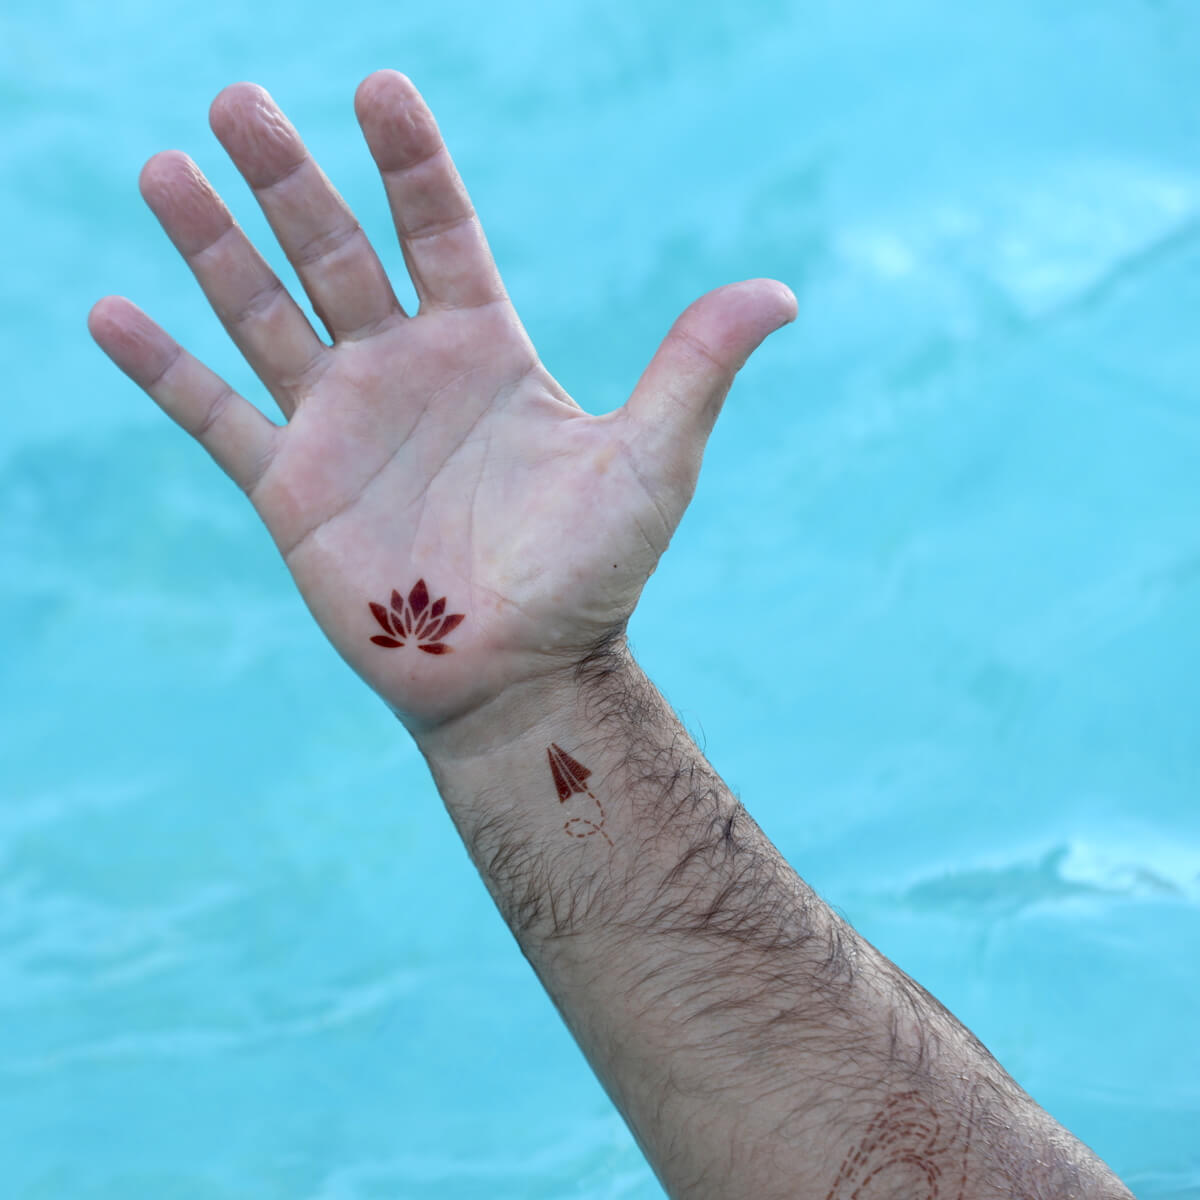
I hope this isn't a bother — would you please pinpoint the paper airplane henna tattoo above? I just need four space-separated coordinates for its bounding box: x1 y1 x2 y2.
368 579 464 655
547 743 612 846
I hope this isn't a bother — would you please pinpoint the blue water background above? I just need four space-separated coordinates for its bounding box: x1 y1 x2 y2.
2 0 1199 1195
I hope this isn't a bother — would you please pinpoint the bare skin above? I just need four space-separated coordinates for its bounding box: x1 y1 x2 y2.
89 70 793 732
90 72 1134 1198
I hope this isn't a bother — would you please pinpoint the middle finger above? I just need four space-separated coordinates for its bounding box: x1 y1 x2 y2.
209 83 403 342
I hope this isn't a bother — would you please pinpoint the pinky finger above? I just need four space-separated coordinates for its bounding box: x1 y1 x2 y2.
88 296 278 494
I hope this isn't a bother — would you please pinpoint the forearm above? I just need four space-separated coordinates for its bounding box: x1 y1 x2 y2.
418 645 1130 1200
95 69 1136 1200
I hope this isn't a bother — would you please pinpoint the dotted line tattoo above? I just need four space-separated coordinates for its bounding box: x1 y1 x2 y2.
825 1090 970 1200
368 579 464 655
546 743 613 847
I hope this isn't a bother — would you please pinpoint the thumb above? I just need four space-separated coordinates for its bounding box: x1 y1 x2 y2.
622 278 797 491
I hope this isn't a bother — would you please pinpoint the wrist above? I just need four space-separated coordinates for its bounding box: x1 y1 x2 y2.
409 634 643 770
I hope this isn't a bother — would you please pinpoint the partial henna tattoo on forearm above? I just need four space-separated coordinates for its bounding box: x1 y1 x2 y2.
368 578 464 654
825 1090 971 1200
546 743 613 847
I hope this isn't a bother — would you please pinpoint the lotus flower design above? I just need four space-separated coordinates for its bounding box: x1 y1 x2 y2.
369 579 464 655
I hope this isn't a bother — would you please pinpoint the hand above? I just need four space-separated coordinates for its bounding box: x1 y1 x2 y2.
89 70 796 734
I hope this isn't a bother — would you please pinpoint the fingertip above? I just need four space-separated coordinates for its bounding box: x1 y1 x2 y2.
208 82 304 189
734 277 798 331
208 81 272 137
87 294 134 342
354 68 419 119
354 69 440 172
136 151 231 254
665 279 797 374
762 277 799 326
137 149 191 203
86 297 177 385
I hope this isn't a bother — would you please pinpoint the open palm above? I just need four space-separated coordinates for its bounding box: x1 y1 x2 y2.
89 70 795 731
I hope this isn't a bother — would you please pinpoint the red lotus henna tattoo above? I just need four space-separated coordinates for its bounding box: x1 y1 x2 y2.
546 743 612 847
368 579 464 655
825 1090 971 1200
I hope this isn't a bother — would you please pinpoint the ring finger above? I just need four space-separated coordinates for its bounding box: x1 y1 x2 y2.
139 150 329 419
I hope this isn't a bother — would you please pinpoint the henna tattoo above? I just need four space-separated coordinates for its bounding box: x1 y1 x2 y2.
825 1091 971 1200
368 579 464 654
546 743 612 847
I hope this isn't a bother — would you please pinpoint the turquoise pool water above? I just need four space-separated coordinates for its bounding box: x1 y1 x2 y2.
3 0 1199 1195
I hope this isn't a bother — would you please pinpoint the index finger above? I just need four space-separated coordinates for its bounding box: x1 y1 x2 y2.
354 70 507 313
